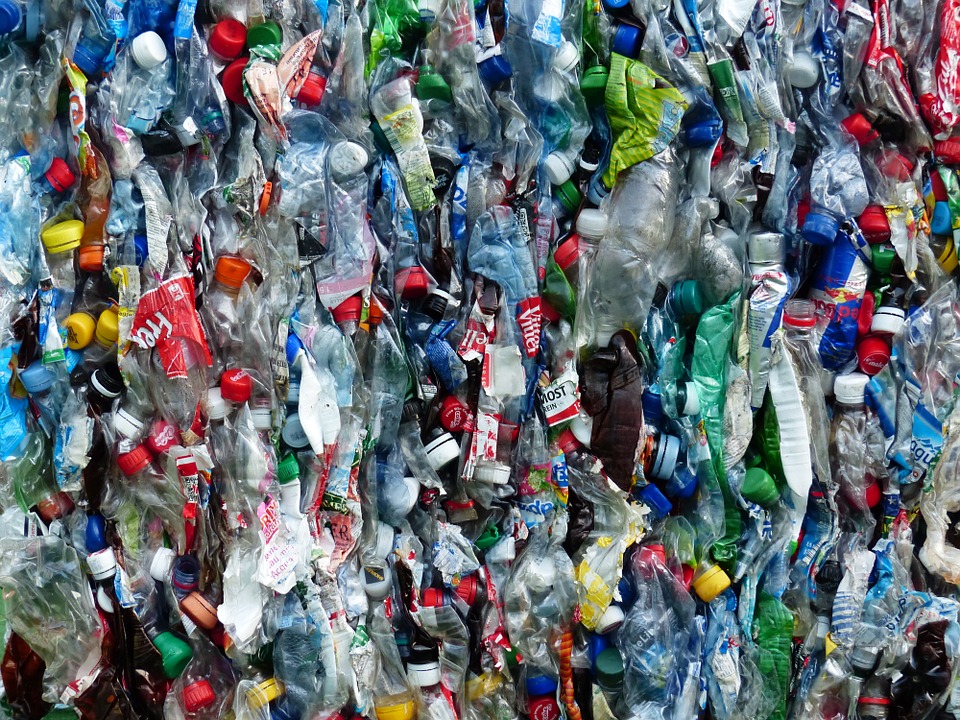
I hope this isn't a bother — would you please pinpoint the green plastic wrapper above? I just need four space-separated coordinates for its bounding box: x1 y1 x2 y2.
753 591 794 720
603 53 688 187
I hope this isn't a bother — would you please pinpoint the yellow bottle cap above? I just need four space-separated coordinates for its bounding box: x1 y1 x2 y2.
41 220 85 254
95 307 119 347
692 564 731 602
246 678 284 710
374 700 415 720
825 632 838 656
66 312 96 349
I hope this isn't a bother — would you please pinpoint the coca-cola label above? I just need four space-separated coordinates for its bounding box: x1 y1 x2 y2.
458 299 496 363
516 296 542 358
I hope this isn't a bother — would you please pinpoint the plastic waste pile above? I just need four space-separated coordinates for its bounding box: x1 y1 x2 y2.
3 0 960 715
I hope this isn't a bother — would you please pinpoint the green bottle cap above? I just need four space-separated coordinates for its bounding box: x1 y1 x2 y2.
370 118 392 155
670 280 703 317
153 631 193 679
277 454 300 484
741 467 780 508
580 65 609 108
555 180 582 215
474 524 501 551
595 648 624 691
871 243 896 276
416 65 452 103
246 20 281 49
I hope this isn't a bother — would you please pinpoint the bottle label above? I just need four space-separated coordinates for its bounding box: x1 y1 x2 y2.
539 370 581 426
516 296 542 358
256 495 299 593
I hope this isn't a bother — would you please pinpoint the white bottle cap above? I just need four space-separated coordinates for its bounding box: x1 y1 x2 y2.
374 524 395 559
681 382 700 416
871 306 905 335
575 209 607 240
88 548 117 581
408 660 442 688
553 41 580 73
329 142 369 182
748 230 784 263
787 50 819 88
419 0 440 22
473 462 511 484
833 372 870 405
113 407 144 439
650 434 681 480
131 31 168 70
544 151 575 186
424 432 460 471
251 406 273 431
207 387 226 421
149 547 177 582
281 413 311 449
361 561 393 600
279 479 303 518
595 604 625 634
396 476 421 517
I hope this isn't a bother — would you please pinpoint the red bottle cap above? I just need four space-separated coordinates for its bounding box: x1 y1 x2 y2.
394 266 430 300
554 235 580 271
858 205 890 244
865 478 882 508
221 57 250 106
117 444 153 477
331 294 363 325
646 544 667 565
36 491 75 523
296 70 327 107
183 679 217 713
220 368 253 403
556 429 581 455
421 587 447 607
931 168 949 201
876 150 913 182
528 696 561 720
147 418 182 455
45 157 76 192
857 335 891 375
540 300 561 324
858 292 875 337
439 395 475 433
681 563 694 590
454 573 478 606
209 18 247 61
841 112 879 146
935 139 960 165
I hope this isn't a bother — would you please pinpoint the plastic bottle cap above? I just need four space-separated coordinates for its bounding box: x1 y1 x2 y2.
595 603 625 634
575 208 606 240
424 432 460 470
554 236 580 271
544 151 575 186
209 18 247 61
149 547 177 582
865 479 882 508
394 265 430 300
206 387 226 421
90 367 123 398
871 305 904 335
277 454 300 485
0 0 21 34
478 53 512 84
554 179 581 215
526 675 559 696
221 368 253 403
741 467 780 507
408 652 442 688
19 363 54 394
840 112 880 145
931 201 953 236
130 31 168 69
251 406 272 430
183 679 217 713
787 50 819 88
113 408 144 439
331 294 363 325
455 573 479 605
374 701 415 720
296 69 327 106
473 462 511 484
65 312 96 349
45 158 76 192
692 563 731 602
36 492 75 524
95 308 119 347
85 513 108 552
180 591 219 629
600 0 630 10
595 648 624 691
857 336 890 376
636 483 672 519
374 523 395 559
117 444 153 476
73 40 108 76
670 280 703 317
42 219 84 253
801 210 840 246
281 413 310 449
934 138 960 164
87 548 117 581
685 117 724 147
147 418 181 455
329 141 369 182
421 587 447 608
783 299 817 328
528 696 561 720
416 65 452 102
748 231 784 263
153 631 193 679
221 57 250 105
858 205 890 244
833 372 870 404
78 243 104 272
439 395 474 432
246 678 285 710
553 40 579 73
556 430 581 457
586 175 610 206
679 381 700 416
650 434 681 480
361 561 392 599
246 20 281 48
215 255 252 289
580 65 609 107
871 243 896 275
612 23 643 58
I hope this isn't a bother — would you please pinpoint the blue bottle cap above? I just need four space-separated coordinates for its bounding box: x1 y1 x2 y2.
0 0 21 35
601 0 630 10
133 233 148 266
526 675 559 697
685 117 723 147
86 513 108 553
932 201 952 236
616 575 636 607
636 483 672 520
19 363 54 393
801 210 840 246
73 40 108 77
612 23 643 59
641 389 663 426
285 332 304 363
590 633 610 666
479 54 512 85
665 466 698 500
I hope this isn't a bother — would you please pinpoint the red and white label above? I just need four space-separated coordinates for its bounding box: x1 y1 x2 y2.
458 299 496 363
516 296 542 358
539 370 581 426
130 275 212 378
